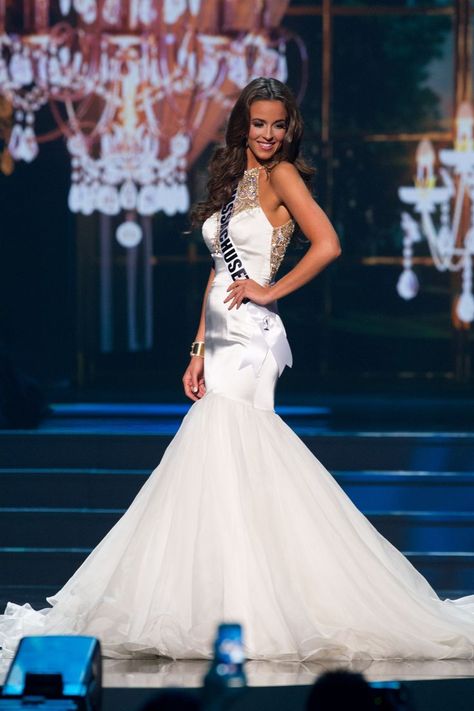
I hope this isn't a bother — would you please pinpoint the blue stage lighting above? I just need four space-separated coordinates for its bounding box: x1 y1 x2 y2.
0 636 101 711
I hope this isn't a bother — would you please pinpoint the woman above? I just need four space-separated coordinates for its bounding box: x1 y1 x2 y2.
1 78 473 662
183 77 340 409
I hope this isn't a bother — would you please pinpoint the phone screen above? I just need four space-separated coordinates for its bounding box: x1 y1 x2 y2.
214 623 245 666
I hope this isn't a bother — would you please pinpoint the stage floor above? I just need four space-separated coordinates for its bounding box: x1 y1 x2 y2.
2 660 474 711
98 657 474 688
1 656 474 689
3 657 474 711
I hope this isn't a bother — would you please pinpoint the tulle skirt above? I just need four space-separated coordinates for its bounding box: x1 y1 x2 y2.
1 391 473 661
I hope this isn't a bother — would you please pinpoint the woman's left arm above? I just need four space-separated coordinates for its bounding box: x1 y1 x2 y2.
224 161 342 309
267 161 342 302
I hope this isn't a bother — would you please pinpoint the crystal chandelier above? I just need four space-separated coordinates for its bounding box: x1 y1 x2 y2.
397 101 474 323
0 1 294 236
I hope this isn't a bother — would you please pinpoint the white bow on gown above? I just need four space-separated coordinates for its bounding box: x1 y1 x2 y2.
1 168 473 661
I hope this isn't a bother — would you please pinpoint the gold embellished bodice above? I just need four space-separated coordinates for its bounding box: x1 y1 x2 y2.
209 167 295 282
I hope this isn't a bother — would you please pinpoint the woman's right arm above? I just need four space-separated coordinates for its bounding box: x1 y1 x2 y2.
182 266 215 401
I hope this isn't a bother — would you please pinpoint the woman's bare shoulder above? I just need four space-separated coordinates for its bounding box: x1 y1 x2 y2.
269 161 307 201
269 161 300 182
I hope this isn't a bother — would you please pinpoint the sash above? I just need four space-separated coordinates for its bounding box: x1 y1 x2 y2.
218 187 293 377
218 186 250 286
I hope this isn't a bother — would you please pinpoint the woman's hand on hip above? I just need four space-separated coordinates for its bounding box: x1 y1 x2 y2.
182 357 206 401
223 279 273 310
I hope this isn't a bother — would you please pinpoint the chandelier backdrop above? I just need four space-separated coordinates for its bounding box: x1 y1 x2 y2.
397 101 474 325
0 0 300 240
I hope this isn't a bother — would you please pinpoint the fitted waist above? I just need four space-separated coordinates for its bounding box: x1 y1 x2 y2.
211 254 270 287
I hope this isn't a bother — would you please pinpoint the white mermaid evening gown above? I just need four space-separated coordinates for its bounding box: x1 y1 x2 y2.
1 167 474 662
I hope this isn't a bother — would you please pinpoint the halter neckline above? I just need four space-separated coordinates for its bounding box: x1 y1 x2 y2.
244 165 268 174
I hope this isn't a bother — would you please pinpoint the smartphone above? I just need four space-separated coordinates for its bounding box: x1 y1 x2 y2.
214 623 245 666
204 623 246 695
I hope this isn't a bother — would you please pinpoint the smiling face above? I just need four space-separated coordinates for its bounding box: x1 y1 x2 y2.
246 99 288 167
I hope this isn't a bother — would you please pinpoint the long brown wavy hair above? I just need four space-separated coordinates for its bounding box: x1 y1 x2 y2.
191 77 314 226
